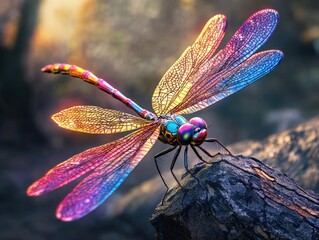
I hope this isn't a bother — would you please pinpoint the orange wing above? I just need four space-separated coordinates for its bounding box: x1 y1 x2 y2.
52 106 151 134
152 14 227 115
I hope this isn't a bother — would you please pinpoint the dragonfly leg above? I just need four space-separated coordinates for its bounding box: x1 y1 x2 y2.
196 138 232 162
197 145 219 160
205 138 232 156
170 146 182 189
154 145 177 204
183 146 200 184
197 139 238 166
190 145 211 164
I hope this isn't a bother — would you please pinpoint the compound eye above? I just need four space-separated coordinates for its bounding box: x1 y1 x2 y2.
191 129 207 145
189 117 207 145
189 117 207 130
177 123 194 145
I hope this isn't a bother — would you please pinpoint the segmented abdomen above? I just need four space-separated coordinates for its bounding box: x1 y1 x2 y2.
41 64 99 85
41 63 158 121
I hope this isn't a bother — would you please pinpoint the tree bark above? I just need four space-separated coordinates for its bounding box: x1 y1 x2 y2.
230 116 319 191
150 154 319 240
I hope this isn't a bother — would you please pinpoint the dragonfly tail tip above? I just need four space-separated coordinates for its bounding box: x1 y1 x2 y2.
41 64 53 73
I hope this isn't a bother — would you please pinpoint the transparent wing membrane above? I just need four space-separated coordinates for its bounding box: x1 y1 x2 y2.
152 14 227 115
27 123 160 221
153 9 281 115
174 50 283 114
52 106 151 134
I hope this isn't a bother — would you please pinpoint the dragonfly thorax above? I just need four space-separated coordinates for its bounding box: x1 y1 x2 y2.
158 115 207 146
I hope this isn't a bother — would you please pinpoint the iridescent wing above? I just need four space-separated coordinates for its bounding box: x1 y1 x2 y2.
27 123 160 221
171 9 282 114
154 9 282 115
52 106 151 134
172 50 283 114
152 14 227 115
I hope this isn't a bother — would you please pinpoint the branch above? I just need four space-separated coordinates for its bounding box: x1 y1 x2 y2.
231 116 319 191
109 117 319 239
150 154 319 239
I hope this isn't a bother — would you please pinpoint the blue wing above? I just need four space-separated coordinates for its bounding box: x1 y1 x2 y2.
175 50 283 114
170 9 282 114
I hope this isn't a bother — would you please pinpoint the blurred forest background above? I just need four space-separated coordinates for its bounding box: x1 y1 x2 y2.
0 0 318 239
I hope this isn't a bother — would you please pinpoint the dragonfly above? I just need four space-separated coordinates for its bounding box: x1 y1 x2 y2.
27 9 283 221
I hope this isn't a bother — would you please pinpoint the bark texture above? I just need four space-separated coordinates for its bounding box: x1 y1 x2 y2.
231 116 319 191
150 154 319 240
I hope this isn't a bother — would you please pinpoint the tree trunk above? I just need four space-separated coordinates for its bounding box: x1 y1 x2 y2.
0 0 44 146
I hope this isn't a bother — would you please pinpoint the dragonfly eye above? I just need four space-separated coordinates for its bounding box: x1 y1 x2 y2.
177 123 194 145
191 129 207 145
189 117 207 130
189 117 207 145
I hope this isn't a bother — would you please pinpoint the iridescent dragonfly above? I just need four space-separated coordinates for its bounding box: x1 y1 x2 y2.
27 9 283 221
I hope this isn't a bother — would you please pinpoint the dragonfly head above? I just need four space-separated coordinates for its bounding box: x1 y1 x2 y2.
177 117 207 145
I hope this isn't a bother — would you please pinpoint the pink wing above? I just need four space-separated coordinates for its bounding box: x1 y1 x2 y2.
27 123 160 221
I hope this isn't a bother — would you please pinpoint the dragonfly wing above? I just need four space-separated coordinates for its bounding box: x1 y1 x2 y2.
206 9 280 74
174 50 283 114
152 14 227 115
165 9 280 114
55 123 159 221
27 123 159 199
52 106 151 134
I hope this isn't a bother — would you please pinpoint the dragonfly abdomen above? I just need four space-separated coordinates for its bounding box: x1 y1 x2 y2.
42 63 157 121
42 64 99 85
